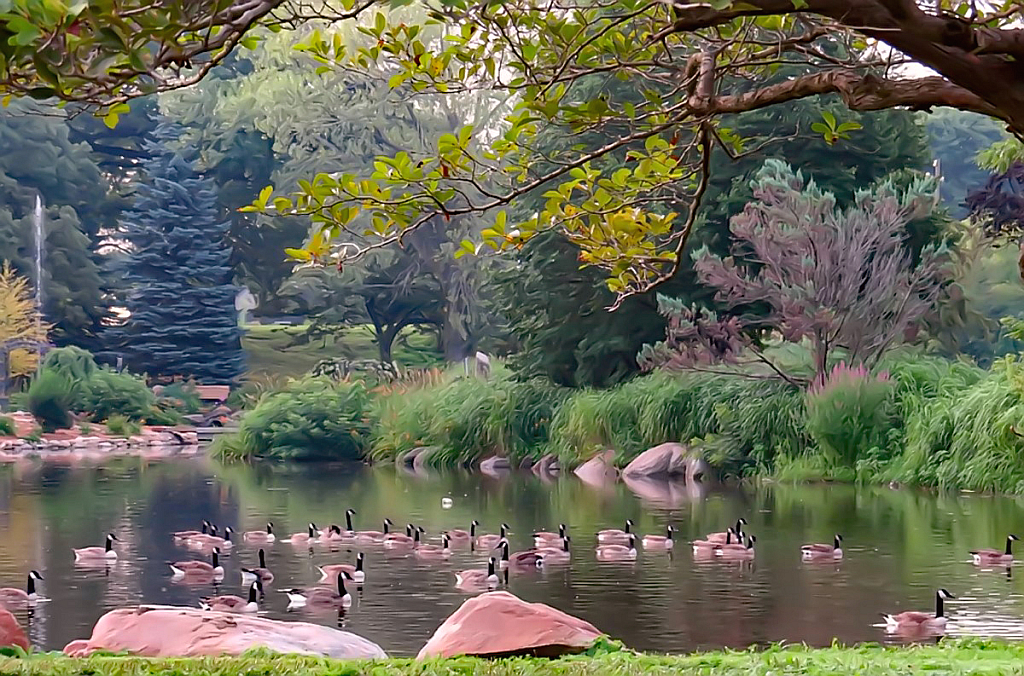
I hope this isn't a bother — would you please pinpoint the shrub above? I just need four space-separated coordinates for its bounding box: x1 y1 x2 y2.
82 368 156 422
805 363 896 467
157 382 202 415
41 346 98 384
218 377 373 461
0 416 14 436
105 414 141 438
27 370 73 432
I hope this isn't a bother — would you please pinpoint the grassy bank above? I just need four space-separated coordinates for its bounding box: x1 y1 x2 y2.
215 345 1024 493
4 640 1024 676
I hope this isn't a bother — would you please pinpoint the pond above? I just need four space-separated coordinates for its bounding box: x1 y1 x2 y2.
2 455 1024 655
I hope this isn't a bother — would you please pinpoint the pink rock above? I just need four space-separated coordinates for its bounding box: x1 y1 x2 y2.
417 591 603 659
63 605 386 658
622 442 708 481
573 450 618 486
0 608 29 651
479 455 511 478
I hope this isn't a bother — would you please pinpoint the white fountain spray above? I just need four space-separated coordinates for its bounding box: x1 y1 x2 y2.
33 194 43 332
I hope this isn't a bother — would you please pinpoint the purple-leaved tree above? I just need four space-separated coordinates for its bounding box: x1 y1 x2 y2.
639 160 950 386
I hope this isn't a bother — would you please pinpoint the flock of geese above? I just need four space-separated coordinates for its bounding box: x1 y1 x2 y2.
4 512 1017 638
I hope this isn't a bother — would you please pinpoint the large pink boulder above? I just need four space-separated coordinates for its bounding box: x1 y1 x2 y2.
417 591 603 659
63 605 386 658
573 450 618 486
0 608 28 652
622 442 708 481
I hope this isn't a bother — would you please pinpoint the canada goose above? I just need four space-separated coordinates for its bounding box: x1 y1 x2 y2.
706 518 747 544
495 539 511 569
716 535 756 558
536 537 572 564
282 572 352 607
970 535 1020 565
241 548 274 583
455 557 500 589
200 581 261 613
342 508 357 535
506 542 545 568
243 523 276 543
315 524 340 543
173 521 210 540
802 534 843 560
533 524 567 547
883 589 954 634
74 534 118 561
169 548 224 578
189 526 234 550
285 523 319 545
476 523 510 550
383 524 416 548
643 525 676 549
414 532 452 559
448 520 479 543
353 519 391 545
0 571 43 607
692 529 735 550
596 534 638 560
597 520 634 544
319 552 366 583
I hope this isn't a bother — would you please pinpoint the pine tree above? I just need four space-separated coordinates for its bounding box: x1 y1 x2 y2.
111 123 244 383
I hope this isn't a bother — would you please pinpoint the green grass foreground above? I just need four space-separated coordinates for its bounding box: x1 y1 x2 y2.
2 640 1024 676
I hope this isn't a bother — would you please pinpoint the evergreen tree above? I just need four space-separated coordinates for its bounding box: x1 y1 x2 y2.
111 123 244 383
0 99 112 349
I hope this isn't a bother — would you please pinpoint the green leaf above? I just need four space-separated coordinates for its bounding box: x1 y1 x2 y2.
257 186 274 208
821 110 836 129
284 247 313 261
102 111 119 129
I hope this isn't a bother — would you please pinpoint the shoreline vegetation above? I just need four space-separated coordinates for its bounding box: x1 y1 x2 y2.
3 639 1023 675
212 345 1024 495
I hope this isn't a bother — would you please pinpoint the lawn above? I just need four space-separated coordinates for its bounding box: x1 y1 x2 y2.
4 640 1024 676
241 324 443 378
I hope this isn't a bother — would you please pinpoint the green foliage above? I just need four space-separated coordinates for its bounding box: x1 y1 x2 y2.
217 377 373 461
26 370 73 432
546 371 806 475
41 346 98 383
805 364 897 468
0 99 111 350
925 109 1007 217
888 356 1024 493
0 416 14 436
105 414 141 438
371 369 568 467
156 382 201 416
82 368 156 422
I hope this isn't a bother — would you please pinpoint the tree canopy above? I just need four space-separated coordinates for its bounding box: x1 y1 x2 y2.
3 0 1022 305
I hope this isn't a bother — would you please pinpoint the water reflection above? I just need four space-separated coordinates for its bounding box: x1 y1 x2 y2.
4 458 1024 655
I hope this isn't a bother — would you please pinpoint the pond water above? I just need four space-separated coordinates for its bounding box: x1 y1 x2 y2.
3 455 1024 655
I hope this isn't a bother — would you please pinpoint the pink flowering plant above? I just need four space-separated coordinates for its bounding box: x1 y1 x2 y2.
805 362 895 467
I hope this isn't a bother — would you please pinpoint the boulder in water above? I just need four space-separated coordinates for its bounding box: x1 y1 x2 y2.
573 450 618 486
622 442 708 481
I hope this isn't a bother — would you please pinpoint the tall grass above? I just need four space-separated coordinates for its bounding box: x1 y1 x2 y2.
889 356 1024 492
370 369 569 467
544 371 807 476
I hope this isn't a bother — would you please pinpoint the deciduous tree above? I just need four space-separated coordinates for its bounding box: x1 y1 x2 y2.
638 160 950 384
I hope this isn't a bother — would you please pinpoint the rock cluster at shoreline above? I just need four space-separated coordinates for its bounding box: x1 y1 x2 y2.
0 412 199 459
